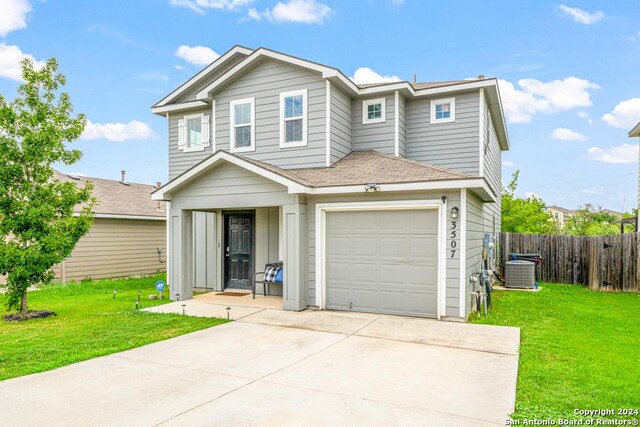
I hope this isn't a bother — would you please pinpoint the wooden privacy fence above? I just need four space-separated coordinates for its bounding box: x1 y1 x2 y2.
499 232 640 292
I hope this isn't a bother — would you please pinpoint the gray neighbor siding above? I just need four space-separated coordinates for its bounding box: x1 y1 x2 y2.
406 91 480 175
306 190 463 317
352 93 396 155
214 59 326 169
329 85 352 164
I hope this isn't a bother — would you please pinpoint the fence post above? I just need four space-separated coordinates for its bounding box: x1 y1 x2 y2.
587 236 600 291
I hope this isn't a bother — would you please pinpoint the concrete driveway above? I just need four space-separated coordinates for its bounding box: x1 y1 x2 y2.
0 309 519 426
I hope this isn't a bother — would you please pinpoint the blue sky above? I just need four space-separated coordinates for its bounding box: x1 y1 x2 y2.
1 0 639 211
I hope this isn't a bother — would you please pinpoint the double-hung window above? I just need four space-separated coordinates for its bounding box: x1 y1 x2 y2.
178 113 210 152
362 98 386 124
230 98 255 153
280 89 307 147
430 97 455 124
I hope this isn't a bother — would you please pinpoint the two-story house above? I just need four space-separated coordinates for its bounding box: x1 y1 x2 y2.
151 46 509 320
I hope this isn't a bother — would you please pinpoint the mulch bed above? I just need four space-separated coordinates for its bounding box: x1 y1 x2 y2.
3 310 57 322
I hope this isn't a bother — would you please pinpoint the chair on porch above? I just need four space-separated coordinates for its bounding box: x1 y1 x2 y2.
253 262 283 299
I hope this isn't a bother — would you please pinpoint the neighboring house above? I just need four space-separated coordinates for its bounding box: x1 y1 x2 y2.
546 205 574 225
151 46 509 320
630 121 640 209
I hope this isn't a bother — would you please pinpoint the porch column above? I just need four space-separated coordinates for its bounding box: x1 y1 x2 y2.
169 208 193 301
282 203 308 311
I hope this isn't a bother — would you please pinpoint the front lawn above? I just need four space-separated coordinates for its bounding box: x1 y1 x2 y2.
0 274 226 381
471 283 640 421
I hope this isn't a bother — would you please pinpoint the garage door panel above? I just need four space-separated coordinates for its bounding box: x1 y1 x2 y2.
325 209 439 318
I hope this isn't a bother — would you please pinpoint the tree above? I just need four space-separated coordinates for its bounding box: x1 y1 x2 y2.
564 204 630 235
501 170 557 234
0 58 94 318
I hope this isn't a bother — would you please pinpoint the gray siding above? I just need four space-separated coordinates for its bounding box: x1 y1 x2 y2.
406 91 480 175
398 93 407 157
465 191 484 316
170 161 294 210
307 190 462 317
168 107 213 180
352 93 396 155
482 93 502 198
330 85 352 164
52 218 166 282
214 59 326 169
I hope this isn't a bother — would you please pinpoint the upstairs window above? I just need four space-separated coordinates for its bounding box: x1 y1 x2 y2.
280 89 307 147
177 113 210 152
230 98 255 153
362 98 386 124
430 97 456 124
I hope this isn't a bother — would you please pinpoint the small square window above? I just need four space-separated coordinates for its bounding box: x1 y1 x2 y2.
362 98 386 124
430 97 455 124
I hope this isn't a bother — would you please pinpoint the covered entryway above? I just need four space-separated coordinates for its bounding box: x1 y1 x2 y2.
323 207 440 318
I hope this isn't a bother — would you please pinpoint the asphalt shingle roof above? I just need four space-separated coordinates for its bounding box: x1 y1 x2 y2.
54 171 165 217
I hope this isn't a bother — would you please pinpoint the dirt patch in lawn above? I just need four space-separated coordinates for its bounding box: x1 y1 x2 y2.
3 310 57 322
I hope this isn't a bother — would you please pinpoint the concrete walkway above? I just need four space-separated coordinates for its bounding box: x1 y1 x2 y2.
0 308 520 426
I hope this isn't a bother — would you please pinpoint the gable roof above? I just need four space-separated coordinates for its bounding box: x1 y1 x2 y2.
152 150 494 201
630 121 640 137
54 171 165 218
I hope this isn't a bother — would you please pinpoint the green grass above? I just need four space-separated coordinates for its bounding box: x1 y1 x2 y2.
470 284 640 420
0 274 227 381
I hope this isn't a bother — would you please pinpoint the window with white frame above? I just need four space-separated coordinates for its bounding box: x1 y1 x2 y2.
280 89 307 147
362 98 385 124
230 98 255 152
177 113 210 152
430 97 455 124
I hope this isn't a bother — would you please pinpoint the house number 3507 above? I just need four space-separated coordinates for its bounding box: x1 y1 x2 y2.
449 221 457 258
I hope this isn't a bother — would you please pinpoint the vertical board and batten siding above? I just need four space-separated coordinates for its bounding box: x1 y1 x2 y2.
465 191 485 316
214 59 327 169
406 91 480 175
306 190 462 317
54 218 166 282
175 53 249 103
168 107 213 180
193 211 216 288
169 162 294 210
329 86 353 164
352 93 396 155
398 94 407 157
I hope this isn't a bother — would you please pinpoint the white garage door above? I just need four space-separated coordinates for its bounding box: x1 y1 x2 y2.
325 209 439 318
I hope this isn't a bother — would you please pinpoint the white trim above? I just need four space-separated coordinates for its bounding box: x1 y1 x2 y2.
211 100 216 152
430 97 455 124
478 88 485 177
88 213 166 221
182 113 208 152
438 199 447 318
315 199 446 319
154 45 253 108
152 150 306 200
394 91 399 157
279 89 308 148
362 97 386 124
166 201 171 295
306 178 489 195
230 97 255 153
325 80 331 167
459 189 467 318
151 100 209 115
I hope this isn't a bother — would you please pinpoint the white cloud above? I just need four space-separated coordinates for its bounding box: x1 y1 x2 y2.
81 120 155 142
587 144 639 164
0 0 31 37
173 64 185 70
0 43 44 81
350 67 401 84
551 127 587 141
557 5 604 25
248 0 332 24
526 191 543 200
601 98 640 129
577 111 589 119
503 160 515 167
175 45 219 66
169 0 254 14
498 77 600 123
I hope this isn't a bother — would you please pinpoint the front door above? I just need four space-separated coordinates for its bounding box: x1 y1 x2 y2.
224 213 254 289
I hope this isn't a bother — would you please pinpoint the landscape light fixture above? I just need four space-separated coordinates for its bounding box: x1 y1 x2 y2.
450 207 459 220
